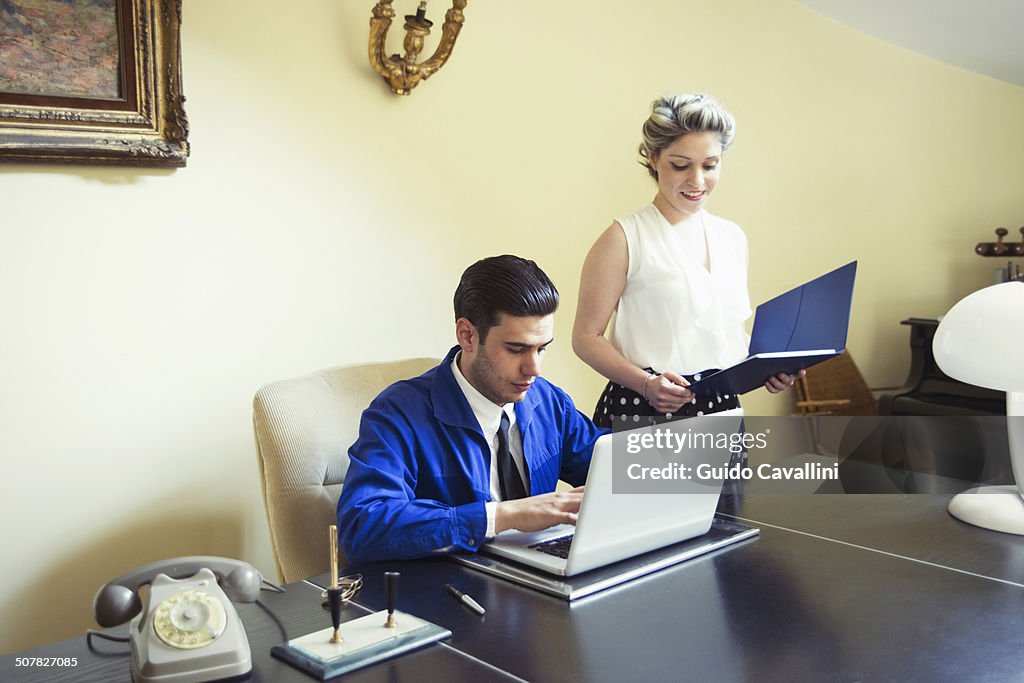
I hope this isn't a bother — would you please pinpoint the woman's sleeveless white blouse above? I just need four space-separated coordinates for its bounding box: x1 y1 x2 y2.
609 204 752 374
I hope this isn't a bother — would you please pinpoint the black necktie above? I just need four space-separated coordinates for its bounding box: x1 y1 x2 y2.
496 411 528 500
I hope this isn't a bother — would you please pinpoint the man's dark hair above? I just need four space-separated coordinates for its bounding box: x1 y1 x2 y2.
454 255 559 342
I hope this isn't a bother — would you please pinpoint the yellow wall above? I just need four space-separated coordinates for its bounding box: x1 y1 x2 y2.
2 0 1023 653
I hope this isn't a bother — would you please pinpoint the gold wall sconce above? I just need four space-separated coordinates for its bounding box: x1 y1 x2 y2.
369 0 467 95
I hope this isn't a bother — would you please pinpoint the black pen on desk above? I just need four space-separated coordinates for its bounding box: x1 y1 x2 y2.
445 583 485 616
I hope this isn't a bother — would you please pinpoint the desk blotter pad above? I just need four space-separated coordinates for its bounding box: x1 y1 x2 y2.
271 610 451 680
453 518 759 600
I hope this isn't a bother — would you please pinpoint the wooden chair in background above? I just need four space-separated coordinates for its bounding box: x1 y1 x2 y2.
792 351 882 454
794 351 878 416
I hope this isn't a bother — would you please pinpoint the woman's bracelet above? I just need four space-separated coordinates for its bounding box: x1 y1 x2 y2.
641 373 657 401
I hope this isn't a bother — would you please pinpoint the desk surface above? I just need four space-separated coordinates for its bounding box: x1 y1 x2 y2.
0 573 493 683
5 493 1024 682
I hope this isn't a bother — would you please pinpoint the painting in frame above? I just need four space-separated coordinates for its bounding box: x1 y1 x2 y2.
0 0 188 167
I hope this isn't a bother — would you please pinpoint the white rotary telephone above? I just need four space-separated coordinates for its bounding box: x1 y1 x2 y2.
94 556 263 683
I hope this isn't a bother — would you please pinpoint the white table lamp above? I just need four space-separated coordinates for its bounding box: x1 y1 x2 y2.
933 281 1024 533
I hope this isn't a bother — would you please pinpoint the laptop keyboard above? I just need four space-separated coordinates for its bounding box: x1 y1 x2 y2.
528 534 574 559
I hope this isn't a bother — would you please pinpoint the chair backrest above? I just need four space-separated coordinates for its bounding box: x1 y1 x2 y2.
794 351 877 417
253 358 438 583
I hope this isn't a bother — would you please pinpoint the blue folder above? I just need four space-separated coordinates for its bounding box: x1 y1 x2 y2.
689 261 857 397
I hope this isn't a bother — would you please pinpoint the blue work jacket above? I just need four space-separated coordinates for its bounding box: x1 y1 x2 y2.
337 346 606 565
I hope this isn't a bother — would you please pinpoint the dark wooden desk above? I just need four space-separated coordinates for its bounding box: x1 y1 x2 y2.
6 493 1024 682
333 495 1024 683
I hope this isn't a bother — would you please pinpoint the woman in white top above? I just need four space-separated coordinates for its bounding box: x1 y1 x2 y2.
573 93 800 428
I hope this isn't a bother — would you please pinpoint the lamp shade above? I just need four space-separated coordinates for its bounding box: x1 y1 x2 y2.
933 281 1024 392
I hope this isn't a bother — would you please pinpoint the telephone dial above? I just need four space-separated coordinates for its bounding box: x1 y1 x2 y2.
94 556 263 683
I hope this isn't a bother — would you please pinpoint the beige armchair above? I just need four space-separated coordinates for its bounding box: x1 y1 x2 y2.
253 358 438 583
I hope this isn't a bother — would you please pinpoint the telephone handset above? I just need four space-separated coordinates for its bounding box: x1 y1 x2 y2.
94 556 263 683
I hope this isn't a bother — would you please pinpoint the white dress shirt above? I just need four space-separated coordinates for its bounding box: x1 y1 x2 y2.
451 353 530 537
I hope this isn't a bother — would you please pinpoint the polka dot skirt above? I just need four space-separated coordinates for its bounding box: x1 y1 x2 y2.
592 368 740 428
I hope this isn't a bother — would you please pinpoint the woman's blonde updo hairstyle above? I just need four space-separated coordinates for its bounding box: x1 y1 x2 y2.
639 93 736 180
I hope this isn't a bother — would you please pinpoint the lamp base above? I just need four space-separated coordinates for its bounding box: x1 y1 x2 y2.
948 485 1024 535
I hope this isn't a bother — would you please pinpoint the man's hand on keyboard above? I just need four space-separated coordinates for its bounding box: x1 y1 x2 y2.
495 487 585 534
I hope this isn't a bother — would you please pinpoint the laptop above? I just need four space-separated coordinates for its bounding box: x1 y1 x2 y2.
474 409 745 578
689 261 857 397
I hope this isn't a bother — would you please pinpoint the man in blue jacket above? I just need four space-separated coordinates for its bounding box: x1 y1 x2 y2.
337 255 606 564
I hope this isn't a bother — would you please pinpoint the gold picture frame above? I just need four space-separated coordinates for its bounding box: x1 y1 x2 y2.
0 0 188 167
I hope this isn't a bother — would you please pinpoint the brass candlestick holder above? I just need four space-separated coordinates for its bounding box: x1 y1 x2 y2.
369 0 467 95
